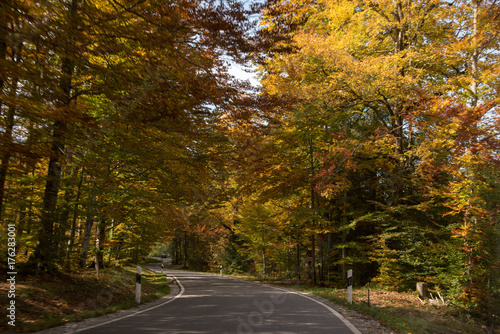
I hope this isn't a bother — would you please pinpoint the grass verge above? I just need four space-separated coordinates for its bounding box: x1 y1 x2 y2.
0 264 170 333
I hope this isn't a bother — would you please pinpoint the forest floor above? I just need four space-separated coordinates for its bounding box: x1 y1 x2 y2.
0 263 170 333
256 279 499 334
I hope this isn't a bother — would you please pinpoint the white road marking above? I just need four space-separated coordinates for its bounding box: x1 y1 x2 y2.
73 272 185 333
275 288 363 334
71 269 360 334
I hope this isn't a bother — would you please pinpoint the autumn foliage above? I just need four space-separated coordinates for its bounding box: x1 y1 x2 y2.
0 0 499 323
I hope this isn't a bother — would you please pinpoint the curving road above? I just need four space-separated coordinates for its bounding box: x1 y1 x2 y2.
77 268 361 334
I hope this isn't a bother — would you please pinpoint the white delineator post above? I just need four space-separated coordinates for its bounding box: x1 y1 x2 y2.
220 265 223 276
347 269 353 305
136 266 142 303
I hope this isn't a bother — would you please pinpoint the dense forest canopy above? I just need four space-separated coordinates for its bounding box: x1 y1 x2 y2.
1 0 499 317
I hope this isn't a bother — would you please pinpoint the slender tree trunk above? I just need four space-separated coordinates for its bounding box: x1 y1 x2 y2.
57 162 75 259
463 0 480 285
391 1 406 156
471 1 479 109
0 39 21 219
311 235 316 284
319 234 324 282
66 168 84 269
262 222 266 275
22 165 36 256
0 2 7 92
80 182 97 268
80 213 95 268
183 231 188 268
0 104 15 219
295 241 301 279
95 219 106 272
171 237 178 265
262 247 266 276
107 219 114 266
327 233 331 281
0 1 11 219
309 136 317 284
341 228 347 285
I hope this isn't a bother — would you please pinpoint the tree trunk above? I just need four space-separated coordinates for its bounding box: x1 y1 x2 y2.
21 164 35 256
56 160 76 259
341 229 347 285
262 223 267 275
0 103 16 219
0 37 22 219
80 182 97 268
326 233 331 281
172 237 178 265
0 1 7 92
309 136 317 284
32 0 79 269
295 242 301 279
311 234 316 284
66 168 84 269
106 219 114 266
319 234 324 282
390 1 406 156
34 120 68 269
471 1 479 109
183 231 188 268
0 1 9 219
95 218 106 272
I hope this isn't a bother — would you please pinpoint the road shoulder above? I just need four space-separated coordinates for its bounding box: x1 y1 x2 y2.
34 265 180 334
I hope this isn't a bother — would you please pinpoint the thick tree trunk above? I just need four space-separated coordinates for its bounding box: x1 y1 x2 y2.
33 120 68 269
32 0 78 269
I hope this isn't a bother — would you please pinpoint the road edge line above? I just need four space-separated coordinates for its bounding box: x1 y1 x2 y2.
213 272 362 334
73 272 185 333
216 273 362 334
271 286 362 334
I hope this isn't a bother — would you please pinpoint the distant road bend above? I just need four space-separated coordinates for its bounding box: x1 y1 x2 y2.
77 268 362 334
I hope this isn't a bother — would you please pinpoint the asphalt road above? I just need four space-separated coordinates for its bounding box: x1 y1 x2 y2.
78 269 360 334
